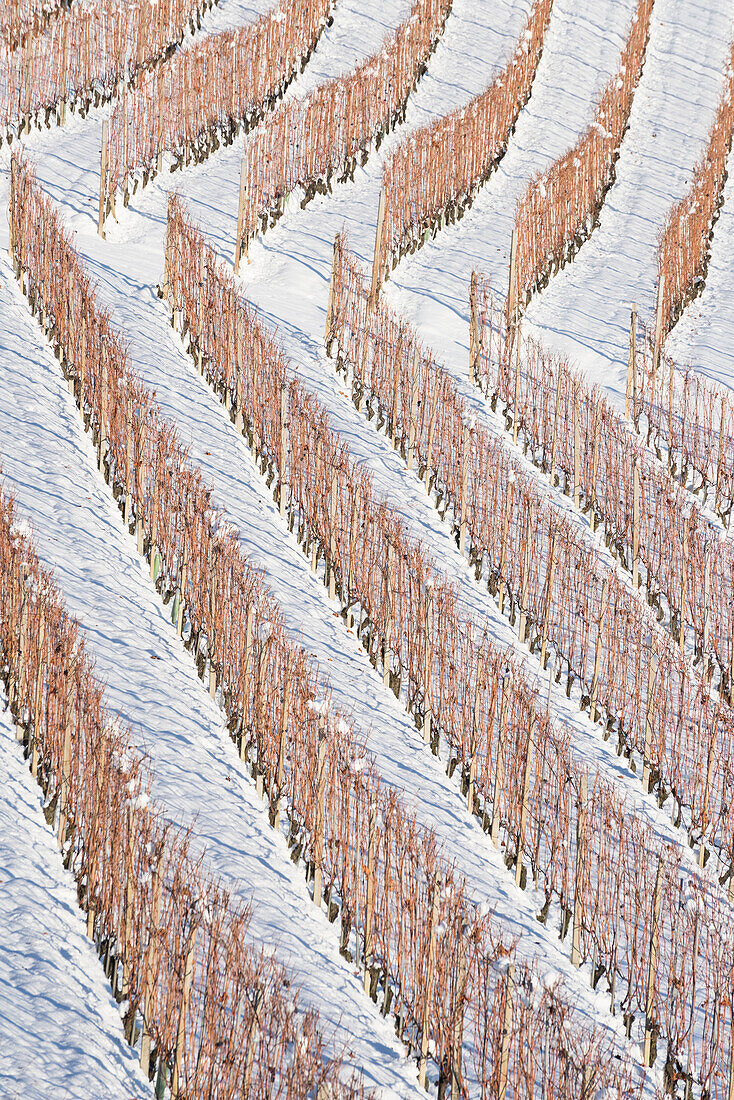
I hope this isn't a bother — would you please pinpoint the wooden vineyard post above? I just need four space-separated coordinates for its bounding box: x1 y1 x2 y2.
417 874 441 1089
490 672 510 846
679 506 690 649
176 533 187 637
539 530 558 670
121 803 135 999
572 379 581 508
632 459 641 589
589 403 601 533
160 221 171 306
716 395 728 514
14 580 28 741
8 156 15 264
512 322 522 446
240 606 254 763
653 274 665 375
124 397 133 526
698 700 719 868
324 236 339 350
728 1006 734 1100
98 120 109 238
279 381 289 519
582 1065 596 1100
234 160 247 274
347 486 361 630
137 0 148 68
407 345 419 471
156 68 165 174
625 305 637 420
459 421 470 555
703 538 712 679
549 362 563 486
327 466 339 601
515 715 535 889
390 338 401 449
424 382 440 495
423 581 433 745
369 189 386 306
450 922 469 1100
31 608 45 779
311 437 323 572
85 764 105 941
57 667 76 848
99 350 109 475
467 651 484 814
498 471 515 615
363 795 377 994
518 503 533 644
65 271 75 389
23 55 31 134
59 22 71 125
234 311 244 427
497 962 515 1100
571 774 588 968
140 844 164 1074
469 271 479 383
273 651 294 831
589 578 610 723
506 228 518 335
242 987 263 1094
312 726 327 908
643 856 664 1067
642 639 659 793
197 254 206 378
383 538 394 690
208 545 218 698
171 923 197 1099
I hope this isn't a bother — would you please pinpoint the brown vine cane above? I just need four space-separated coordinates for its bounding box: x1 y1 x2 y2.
166 200 734 1094
233 0 453 266
475 272 734 703
0 493 350 1099
11 154 649 1099
332 238 734 876
512 0 654 318
104 0 338 228
376 0 553 282
0 0 220 147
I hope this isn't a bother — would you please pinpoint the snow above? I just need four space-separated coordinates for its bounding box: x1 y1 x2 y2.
669 140 734 388
0 258 423 1097
0 0 731 1089
0 708 150 1100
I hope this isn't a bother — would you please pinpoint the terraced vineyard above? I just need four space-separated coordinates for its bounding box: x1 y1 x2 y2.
2 0 734 1098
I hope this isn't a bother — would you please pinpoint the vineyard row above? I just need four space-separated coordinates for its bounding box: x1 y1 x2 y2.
164 196 734 1093
656 40 734 339
0 496 359 1099
0 0 217 141
511 0 654 316
102 0 339 223
231 0 452 271
331 236 734 874
374 0 553 278
471 277 734 698
7 153 646 1100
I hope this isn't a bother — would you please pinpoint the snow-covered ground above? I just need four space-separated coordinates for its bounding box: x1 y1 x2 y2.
2 0 732 1089
668 144 734 388
0 259 425 1097
0 708 150 1100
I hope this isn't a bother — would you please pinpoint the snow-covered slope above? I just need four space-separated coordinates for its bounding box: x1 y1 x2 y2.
0 710 150 1100
2 0 733 1090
